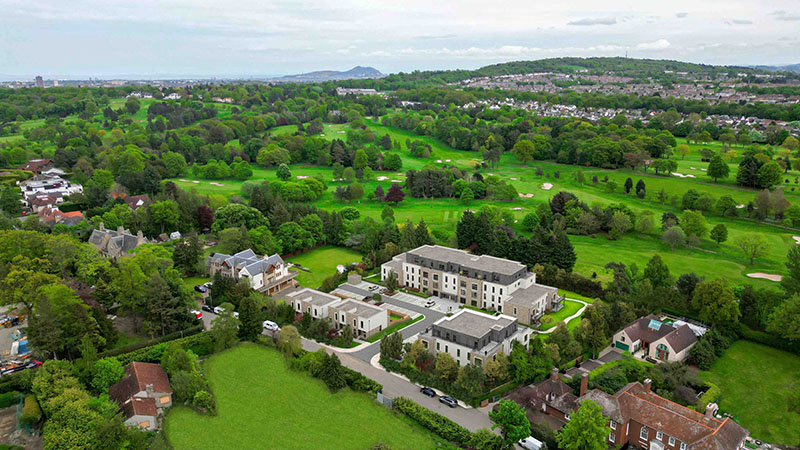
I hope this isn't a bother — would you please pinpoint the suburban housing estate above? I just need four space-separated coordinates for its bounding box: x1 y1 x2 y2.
207 248 298 295
286 288 389 339
381 245 563 325
418 308 533 367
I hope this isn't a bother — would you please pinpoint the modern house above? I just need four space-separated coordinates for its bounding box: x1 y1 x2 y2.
89 223 152 260
287 288 389 339
20 176 82 206
109 362 173 431
207 249 297 295
612 315 700 363
417 308 533 367
519 375 749 450
381 245 562 324
18 158 53 174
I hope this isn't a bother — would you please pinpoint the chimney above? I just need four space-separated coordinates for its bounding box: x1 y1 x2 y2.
643 378 652 393
117 225 124 234
145 384 154 395
99 222 105 230
705 403 718 419
580 373 589 397
551 367 559 382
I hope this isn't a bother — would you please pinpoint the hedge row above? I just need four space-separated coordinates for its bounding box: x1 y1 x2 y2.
737 323 800 355
19 395 41 428
696 382 721 411
381 357 477 405
393 397 473 446
114 332 214 366
0 391 20 408
99 325 205 359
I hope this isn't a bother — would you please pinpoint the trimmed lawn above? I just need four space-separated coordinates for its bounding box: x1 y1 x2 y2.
558 289 597 303
285 245 362 289
698 340 800 445
164 344 439 450
539 299 583 331
367 315 424 343
182 276 209 293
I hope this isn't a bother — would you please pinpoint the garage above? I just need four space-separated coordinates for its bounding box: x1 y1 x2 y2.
615 341 629 351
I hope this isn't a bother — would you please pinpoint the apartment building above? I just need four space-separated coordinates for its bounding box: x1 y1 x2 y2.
417 309 533 367
207 249 297 295
518 376 748 450
382 245 563 325
287 288 389 339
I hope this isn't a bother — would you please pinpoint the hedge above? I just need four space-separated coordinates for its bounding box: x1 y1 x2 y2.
0 372 32 395
19 395 41 428
114 332 214 366
737 323 800 355
393 397 472 446
696 382 721 411
0 391 20 409
99 325 204 359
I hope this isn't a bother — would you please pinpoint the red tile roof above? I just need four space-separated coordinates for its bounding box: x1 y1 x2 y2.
109 362 172 405
120 396 157 418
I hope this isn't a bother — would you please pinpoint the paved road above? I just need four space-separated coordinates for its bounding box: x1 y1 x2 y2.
335 283 445 362
302 338 495 433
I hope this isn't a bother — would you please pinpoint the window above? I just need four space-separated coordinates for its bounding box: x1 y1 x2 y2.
513 307 518 314
609 420 616 430
680 444 687 450
457 349 460 357
609 432 615 443
640 428 648 440
565 413 570 421
422 341 428 349
445 345 448 353
433 274 439 281
669 437 676 446
656 431 663 440
159 396 169 404
474 358 482 367
423 272 428 278
460 281 466 287
472 284 478 290
436 342 440 350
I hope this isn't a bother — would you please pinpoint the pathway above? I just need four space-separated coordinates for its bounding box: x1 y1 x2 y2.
534 298 589 334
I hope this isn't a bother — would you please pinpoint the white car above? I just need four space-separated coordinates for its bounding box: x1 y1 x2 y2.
424 300 436 308
213 306 225 315
262 320 279 331
519 436 543 450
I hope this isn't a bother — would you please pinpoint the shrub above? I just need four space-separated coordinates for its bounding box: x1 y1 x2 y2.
192 390 216 412
696 382 720 410
171 370 207 403
99 325 205 359
0 391 20 408
19 395 41 428
113 332 213 366
394 397 472 446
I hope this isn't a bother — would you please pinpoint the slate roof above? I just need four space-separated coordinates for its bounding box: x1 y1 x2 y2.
526 374 577 414
406 245 526 276
287 288 340 307
433 308 515 339
208 249 284 275
331 299 385 318
622 315 698 353
665 324 699 353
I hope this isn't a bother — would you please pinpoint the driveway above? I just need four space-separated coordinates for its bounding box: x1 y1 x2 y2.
301 338 495 433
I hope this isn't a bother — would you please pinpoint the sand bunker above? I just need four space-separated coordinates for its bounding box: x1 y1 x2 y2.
510 207 523 211
525 193 534 198
391 179 402 183
736 204 746 209
377 176 389 181
337 130 345 133
672 173 696 178
209 182 224 186
296 175 308 179
542 183 553 190
191 180 199 184
793 236 800 245
747 273 782 282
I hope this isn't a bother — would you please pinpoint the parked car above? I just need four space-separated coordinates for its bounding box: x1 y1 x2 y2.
519 436 543 450
420 387 436 397
262 320 279 331
203 281 213 288
438 396 457 408
194 285 207 293
424 300 436 308
191 310 203 319
201 304 214 313
213 306 225 315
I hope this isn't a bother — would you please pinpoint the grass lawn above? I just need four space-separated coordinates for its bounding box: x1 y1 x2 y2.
182 276 209 293
539 299 584 330
164 343 440 450
698 340 800 445
285 245 362 289
367 315 424 343
558 289 597 303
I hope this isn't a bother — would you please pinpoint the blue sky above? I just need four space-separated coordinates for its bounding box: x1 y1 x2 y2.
1 0 799 79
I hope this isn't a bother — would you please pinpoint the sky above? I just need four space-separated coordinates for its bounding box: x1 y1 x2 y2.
1 0 799 80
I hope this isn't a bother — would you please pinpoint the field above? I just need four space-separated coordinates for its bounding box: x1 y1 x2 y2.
164 343 439 450
698 340 800 445
284 245 363 289
165 117 800 289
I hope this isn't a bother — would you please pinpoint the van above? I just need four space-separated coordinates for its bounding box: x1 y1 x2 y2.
518 436 543 450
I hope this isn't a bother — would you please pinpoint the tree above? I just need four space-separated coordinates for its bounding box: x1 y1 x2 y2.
211 204 268 233
381 205 394 223
556 400 611 450
709 224 728 247
379 331 403 360
237 294 261 342
511 140 535 165
460 187 474 204
469 428 503 450
577 305 607 358
0 186 21 216
733 233 769 265
680 210 708 238
124 97 140 115
782 246 800 295
385 271 399 293
643 254 671 288
661 226 684 250
635 179 646 198
276 325 302 357
692 279 740 325
489 399 531 450
90 358 124 393
149 200 180 233
609 211 632 238
210 303 240 352
348 182 364 202
624 177 633 194
707 155 730 182
276 163 291 181
675 144 690 159
319 353 347 392
434 352 459 382
757 161 782 189
766 295 800 341
384 183 405 205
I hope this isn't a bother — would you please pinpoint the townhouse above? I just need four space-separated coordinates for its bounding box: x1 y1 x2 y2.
207 249 297 295
612 315 700 363
417 308 533 367
520 374 749 450
381 245 562 325
287 288 389 339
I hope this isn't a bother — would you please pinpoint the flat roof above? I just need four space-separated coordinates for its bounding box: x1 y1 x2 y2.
287 288 340 307
332 299 385 318
505 283 558 308
434 309 515 339
407 245 525 276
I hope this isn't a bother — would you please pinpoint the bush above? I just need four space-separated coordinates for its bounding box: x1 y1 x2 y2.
172 370 207 403
0 391 20 408
19 395 41 428
696 382 720 410
736 323 800 355
192 390 216 412
99 325 204 359
113 332 213 366
394 397 472 446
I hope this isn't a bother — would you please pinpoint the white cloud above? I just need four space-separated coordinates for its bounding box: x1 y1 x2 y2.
567 17 617 26
636 39 671 50
726 19 753 25
676 12 688 18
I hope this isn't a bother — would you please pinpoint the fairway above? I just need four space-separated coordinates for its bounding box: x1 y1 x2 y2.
699 340 800 445
285 245 363 289
164 344 439 450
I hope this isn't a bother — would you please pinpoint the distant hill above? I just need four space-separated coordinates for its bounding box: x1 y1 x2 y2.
278 66 384 82
752 63 800 73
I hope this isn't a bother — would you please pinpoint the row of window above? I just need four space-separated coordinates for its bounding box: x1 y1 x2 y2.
639 426 687 449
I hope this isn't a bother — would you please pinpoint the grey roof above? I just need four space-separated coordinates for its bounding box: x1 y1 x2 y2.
578 389 623 423
434 309 515 339
382 258 403 273
621 314 675 343
407 245 525 276
89 227 148 252
331 299 385 318
664 324 699 352
287 288 340 307
505 282 557 308
208 249 284 275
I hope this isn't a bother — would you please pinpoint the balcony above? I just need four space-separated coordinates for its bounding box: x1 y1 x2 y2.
549 295 565 312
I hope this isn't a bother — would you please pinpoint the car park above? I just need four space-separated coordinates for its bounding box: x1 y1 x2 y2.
420 387 436 397
438 396 457 408
262 320 279 331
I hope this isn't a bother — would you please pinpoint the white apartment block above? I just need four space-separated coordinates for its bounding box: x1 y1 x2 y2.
287 288 389 340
